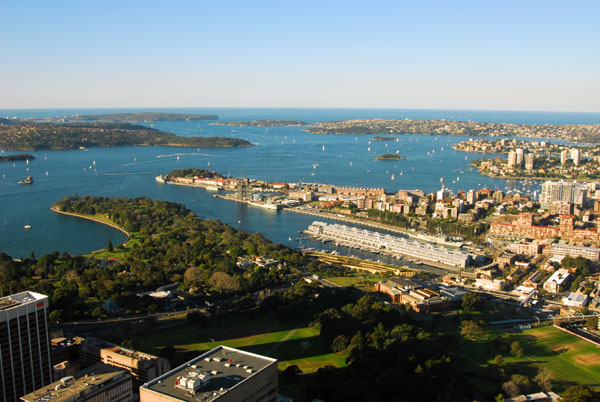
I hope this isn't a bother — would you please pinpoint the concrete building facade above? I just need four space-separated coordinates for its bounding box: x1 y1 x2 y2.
0 291 52 402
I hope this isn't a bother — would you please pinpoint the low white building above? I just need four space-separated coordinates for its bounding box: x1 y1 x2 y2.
543 269 570 293
475 278 505 291
562 292 589 307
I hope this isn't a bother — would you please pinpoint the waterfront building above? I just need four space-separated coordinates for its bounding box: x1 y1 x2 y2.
515 148 524 166
0 291 52 402
466 190 476 204
307 221 470 268
139 346 277 402
507 150 517 167
20 363 133 402
560 149 569 165
525 153 534 171
539 180 587 209
571 148 580 166
336 186 384 198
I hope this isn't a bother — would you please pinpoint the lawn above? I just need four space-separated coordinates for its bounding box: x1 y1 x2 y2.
505 325 600 390
325 272 389 290
133 315 346 373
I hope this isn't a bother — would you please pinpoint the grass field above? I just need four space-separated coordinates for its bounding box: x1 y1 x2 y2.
325 272 388 290
133 315 346 373
505 326 600 390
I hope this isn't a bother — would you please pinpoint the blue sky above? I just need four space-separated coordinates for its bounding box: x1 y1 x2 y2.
1 0 598 111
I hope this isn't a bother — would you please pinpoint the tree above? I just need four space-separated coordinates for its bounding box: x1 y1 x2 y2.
510 340 524 358
493 354 505 366
49 309 64 323
510 374 531 392
501 381 521 398
92 306 104 318
534 368 553 392
462 292 484 312
561 385 598 402
460 320 486 340
331 334 349 353
208 272 240 293
586 315 599 331
282 364 303 377
107 236 114 252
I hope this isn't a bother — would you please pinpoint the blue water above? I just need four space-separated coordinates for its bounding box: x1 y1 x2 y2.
1 108 598 258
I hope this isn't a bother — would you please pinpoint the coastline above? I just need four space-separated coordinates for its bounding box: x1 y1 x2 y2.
49 206 130 250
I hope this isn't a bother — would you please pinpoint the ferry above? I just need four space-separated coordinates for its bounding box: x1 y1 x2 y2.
24 224 31 229
248 201 282 211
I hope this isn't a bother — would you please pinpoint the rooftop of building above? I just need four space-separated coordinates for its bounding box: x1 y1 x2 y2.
142 346 276 402
0 291 46 311
20 363 128 402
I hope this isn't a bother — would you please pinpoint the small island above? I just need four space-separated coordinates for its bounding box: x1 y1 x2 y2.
0 121 252 151
212 120 307 127
372 136 396 141
0 153 35 162
373 153 405 161
35 112 219 123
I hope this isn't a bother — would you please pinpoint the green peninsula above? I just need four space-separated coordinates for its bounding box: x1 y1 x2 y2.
0 153 35 162
0 121 251 151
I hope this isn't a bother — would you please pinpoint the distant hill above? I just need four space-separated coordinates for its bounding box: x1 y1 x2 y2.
0 122 251 151
61 112 219 122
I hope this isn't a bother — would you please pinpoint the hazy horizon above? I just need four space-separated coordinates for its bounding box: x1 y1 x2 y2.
1 1 599 112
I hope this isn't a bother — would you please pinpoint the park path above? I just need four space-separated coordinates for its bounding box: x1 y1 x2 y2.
269 322 305 353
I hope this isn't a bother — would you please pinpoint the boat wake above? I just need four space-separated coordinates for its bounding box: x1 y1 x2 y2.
104 171 159 176
155 153 213 158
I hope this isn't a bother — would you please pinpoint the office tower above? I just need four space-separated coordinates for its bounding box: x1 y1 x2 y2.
0 291 52 402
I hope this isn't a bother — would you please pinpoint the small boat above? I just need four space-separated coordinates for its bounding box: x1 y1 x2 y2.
322 145 325 151
24 224 31 229
18 176 33 185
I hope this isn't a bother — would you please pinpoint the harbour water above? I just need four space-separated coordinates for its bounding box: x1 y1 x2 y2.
1 108 599 258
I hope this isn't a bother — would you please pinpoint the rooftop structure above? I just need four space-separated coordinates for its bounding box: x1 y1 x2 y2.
20 363 133 402
140 346 277 402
